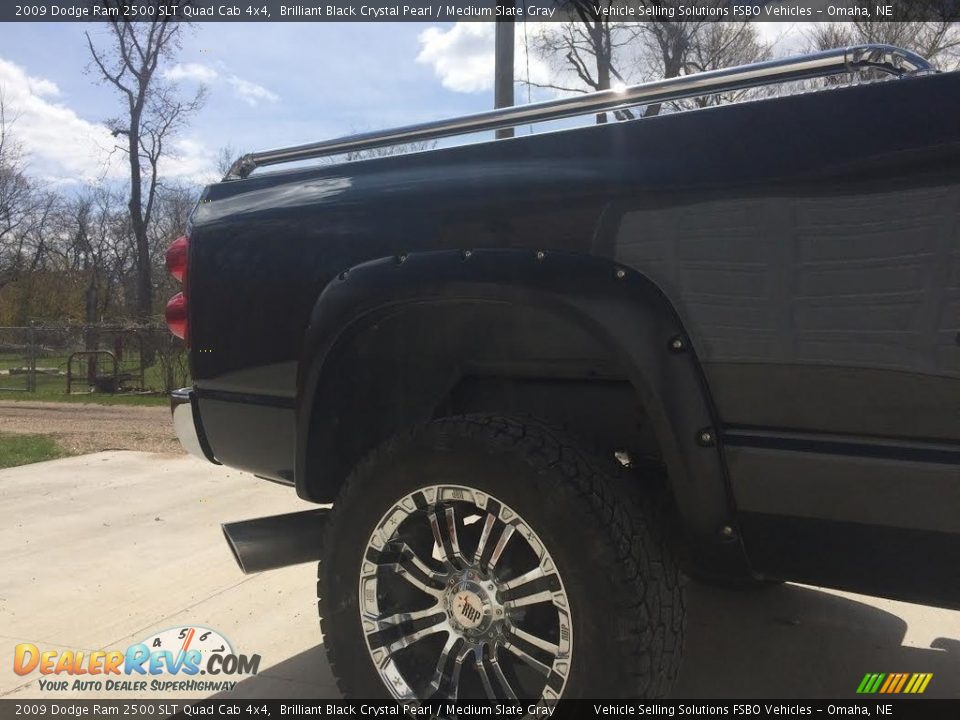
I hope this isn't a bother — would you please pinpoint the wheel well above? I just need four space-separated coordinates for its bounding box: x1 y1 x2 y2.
301 300 667 502
298 248 750 580
436 376 664 468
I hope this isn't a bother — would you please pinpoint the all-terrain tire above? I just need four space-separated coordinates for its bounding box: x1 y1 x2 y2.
318 415 685 699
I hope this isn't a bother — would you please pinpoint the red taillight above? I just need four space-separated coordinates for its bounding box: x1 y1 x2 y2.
166 234 189 343
166 234 188 283
166 292 188 341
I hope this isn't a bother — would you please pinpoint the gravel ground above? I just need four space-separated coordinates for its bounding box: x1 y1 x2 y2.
0 400 182 455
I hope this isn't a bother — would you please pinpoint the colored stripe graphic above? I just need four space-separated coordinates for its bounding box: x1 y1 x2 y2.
856 673 886 694
907 673 933 694
857 673 932 694
882 674 905 693
878 674 895 693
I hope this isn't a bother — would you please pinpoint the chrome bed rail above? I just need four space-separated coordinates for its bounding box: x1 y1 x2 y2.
226 44 933 180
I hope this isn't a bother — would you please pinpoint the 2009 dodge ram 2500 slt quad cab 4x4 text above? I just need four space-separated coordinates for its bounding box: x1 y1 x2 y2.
167 45 959 701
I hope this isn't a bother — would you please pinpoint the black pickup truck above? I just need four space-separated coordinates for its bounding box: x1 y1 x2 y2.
168 45 959 701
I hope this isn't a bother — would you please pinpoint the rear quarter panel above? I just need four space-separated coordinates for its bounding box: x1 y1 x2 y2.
187 71 960 483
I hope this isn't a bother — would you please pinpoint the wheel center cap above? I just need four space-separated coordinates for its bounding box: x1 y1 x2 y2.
452 590 485 629
445 577 497 634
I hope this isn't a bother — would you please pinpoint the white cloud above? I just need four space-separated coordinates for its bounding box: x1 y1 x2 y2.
418 22 814 98
161 137 220 185
0 57 215 185
416 22 554 94
0 57 119 183
226 76 279 106
754 22 808 56
164 60 278 107
164 62 219 83
417 23 495 93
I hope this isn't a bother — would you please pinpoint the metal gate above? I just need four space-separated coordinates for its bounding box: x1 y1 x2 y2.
0 324 187 395
0 326 37 392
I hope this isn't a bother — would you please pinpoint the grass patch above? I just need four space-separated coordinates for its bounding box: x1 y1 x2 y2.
0 346 187 405
0 390 168 406
0 355 171 406
0 433 69 469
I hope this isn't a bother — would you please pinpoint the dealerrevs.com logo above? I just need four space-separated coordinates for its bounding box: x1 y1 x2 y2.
13 626 261 693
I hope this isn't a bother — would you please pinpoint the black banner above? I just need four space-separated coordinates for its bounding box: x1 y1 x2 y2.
2 700 960 720
1 0 959 23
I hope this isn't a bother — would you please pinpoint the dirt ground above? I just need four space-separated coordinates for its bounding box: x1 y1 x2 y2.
0 400 182 455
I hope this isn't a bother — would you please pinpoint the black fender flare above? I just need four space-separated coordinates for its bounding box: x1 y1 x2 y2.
297 248 751 577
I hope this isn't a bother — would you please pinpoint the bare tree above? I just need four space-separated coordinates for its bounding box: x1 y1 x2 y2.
149 182 199 308
58 187 132 325
216 144 245 178
626 22 769 116
0 96 31 287
4 189 61 324
527 15 771 120
529 1 638 122
670 23 772 109
85 3 204 320
343 139 437 162
1 88 196 325
806 21 960 71
0 96 55 296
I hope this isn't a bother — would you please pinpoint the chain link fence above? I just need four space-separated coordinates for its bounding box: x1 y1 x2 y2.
0 323 188 396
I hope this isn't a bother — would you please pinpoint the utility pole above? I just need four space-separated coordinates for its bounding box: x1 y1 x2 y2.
494 4 515 139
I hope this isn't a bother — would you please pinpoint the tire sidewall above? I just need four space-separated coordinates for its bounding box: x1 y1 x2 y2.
321 421 661 699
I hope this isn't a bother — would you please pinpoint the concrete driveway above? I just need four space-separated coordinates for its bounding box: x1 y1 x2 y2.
1 452 958 700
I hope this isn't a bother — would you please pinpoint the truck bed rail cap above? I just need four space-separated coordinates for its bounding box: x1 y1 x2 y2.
226 44 933 180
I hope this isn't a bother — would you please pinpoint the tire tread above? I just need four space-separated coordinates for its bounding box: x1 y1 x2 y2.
318 414 685 699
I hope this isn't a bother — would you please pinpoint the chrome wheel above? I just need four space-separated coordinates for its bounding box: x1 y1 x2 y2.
359 484 572 701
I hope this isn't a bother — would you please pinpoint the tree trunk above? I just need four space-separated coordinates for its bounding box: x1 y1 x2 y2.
595 21 611 124
83 271 99 384
643 41 685 119
85 275 99 327
127 104 152 321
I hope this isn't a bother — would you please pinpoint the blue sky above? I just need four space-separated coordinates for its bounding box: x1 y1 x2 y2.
0 21 797 186
0 22 510 185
